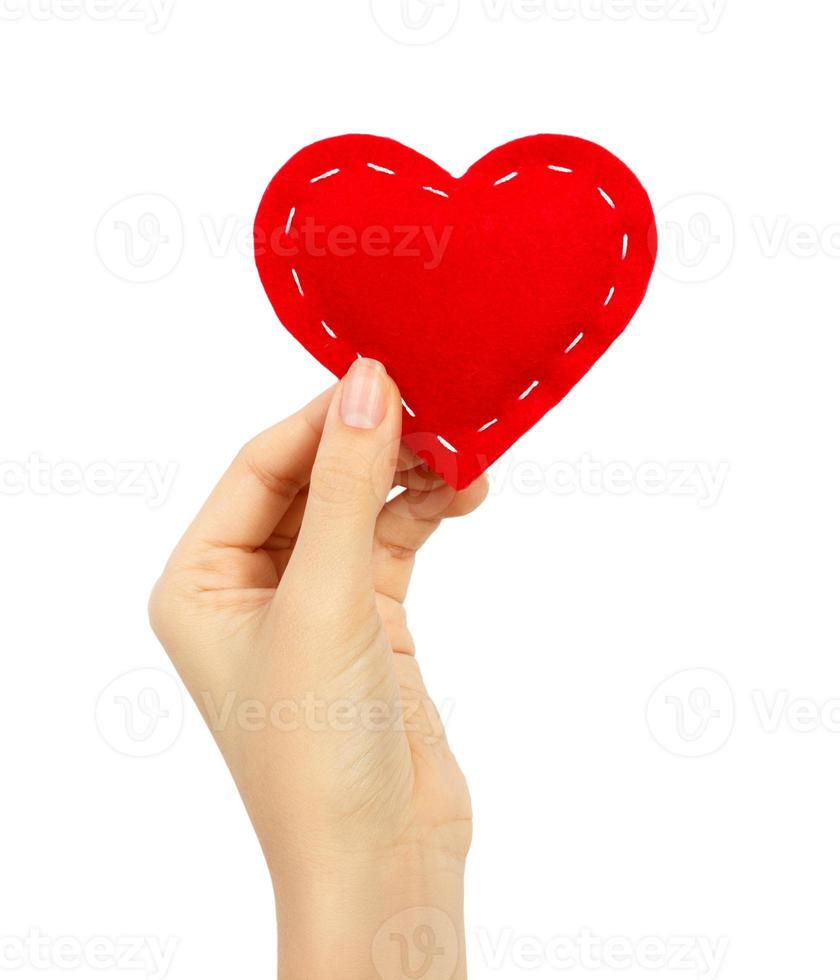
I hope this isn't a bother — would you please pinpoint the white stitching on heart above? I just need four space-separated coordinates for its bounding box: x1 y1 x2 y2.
598 186 616 209
362 160 451 200
310 168 340 184
494 171 519 186
291 157 630 446
565 331 584 353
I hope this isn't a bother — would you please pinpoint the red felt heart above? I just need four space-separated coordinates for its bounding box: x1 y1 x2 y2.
255 135 656 489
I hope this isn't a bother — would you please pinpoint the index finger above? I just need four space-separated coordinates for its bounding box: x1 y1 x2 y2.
175 385 334 558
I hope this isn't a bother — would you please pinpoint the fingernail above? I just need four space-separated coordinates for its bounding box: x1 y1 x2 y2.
340 358 387 429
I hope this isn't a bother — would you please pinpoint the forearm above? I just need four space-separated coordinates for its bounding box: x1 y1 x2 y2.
275 855 467 980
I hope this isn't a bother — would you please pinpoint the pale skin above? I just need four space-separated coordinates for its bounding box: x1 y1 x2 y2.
149 358 488 979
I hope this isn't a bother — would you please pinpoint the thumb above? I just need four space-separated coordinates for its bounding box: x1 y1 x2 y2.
289 358 402 605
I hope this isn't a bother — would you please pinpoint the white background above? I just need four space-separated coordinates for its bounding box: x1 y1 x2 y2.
2 1 839 978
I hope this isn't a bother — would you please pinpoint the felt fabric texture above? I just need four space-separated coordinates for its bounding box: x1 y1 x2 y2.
255 134 657 489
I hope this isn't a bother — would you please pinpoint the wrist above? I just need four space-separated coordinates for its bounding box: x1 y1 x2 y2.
275 848 467 980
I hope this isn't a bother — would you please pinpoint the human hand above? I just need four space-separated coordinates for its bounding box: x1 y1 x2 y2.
149 358 488 979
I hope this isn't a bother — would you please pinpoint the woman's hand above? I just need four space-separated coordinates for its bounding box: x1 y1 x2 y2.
149 359 487 980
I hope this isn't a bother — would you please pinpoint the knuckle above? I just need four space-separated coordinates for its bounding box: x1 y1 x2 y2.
147 575 178 645
237 443 302 504
376 594 408 628
147 568 197 652
376 535 418 562
376 512 440 560
405 488 455 520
